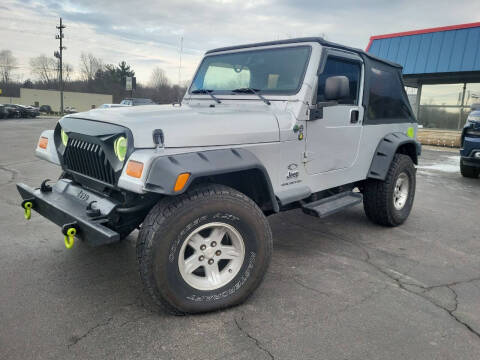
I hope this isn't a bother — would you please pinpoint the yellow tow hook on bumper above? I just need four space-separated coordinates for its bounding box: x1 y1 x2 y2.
62 224 78 249
22 201 33 220
64 228 76 249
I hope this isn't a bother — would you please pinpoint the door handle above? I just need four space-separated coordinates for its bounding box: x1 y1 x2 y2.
350 110 359 124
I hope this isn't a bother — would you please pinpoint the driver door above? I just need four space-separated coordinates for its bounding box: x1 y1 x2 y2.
305 51 364 175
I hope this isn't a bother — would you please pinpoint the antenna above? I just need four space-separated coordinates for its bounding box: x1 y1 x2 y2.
178 36 183 86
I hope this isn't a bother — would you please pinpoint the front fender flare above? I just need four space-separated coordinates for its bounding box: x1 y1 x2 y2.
367 132 421 181
144 148 279 212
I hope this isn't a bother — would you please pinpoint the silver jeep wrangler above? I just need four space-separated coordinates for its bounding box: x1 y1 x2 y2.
17 37 420 314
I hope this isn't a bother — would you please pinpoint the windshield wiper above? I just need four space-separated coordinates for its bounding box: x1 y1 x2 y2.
191 89 221 104
231 88 271 105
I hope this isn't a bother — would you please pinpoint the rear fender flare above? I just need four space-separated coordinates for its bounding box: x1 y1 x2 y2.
367 132 421 181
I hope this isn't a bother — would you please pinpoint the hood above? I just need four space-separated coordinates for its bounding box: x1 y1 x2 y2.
67 104 280 148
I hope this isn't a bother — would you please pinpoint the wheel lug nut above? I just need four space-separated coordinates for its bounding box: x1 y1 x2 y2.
199 255 205 261
215 250 221 256
208 259 214 265
211 241 217 247
200 245 206 251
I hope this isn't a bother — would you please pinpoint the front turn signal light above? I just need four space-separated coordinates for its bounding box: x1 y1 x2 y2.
174 173 190 192
38 136 48 149
126 160 144 178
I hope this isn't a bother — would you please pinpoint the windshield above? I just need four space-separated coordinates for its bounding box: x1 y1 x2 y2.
190 46 311 95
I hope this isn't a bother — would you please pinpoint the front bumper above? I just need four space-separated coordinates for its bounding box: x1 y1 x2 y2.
461 155 480 168
17 179 120 246
460 136 480 168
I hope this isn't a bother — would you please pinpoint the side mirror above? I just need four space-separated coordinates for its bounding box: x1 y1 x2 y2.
324 76 350 101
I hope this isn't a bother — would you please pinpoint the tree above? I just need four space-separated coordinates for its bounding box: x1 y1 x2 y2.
23 79 34 88
149 67 169 88
62 63 74 83
29 55 57 84
117 61 135 79
0 50 18 84
79 53 103 82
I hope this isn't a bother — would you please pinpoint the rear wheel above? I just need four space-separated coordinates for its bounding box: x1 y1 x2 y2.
460 160 479 178
136 184 272 314
363 154 416 226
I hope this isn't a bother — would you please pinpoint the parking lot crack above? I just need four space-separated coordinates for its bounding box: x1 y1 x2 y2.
67 316 114 348
0 164 18 187
234 316 274 359
280 215 480 341
292 277 330 297
365 257 480 341
427 277 480 290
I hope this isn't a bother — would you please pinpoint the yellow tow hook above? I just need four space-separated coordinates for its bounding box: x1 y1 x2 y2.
23 201 33 220
64 228 76 249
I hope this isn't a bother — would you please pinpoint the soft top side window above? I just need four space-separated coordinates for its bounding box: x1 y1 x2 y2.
317 56 361 105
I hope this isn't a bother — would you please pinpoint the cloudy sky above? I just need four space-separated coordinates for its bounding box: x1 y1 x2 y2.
2 0 479 85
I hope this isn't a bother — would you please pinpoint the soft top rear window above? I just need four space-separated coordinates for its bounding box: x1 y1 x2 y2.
366 67 414 122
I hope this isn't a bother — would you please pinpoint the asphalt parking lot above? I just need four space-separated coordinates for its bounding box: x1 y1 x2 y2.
1 117 480 360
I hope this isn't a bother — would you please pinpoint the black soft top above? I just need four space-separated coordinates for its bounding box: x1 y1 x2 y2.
206 37 402 70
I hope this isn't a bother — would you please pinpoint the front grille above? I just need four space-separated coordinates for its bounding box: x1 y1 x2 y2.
64 138 116 185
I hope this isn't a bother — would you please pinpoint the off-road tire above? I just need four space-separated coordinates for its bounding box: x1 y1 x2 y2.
363 154 416 227
460 160 479 178
136 183 273 315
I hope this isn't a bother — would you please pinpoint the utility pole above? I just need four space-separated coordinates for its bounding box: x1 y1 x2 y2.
54 18 66 115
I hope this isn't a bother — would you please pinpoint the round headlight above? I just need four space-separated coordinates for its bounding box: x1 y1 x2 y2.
61 129 68 146
114 136 127 161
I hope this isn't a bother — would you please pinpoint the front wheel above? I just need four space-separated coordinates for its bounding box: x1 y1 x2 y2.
363 154 416 226
136 184 273 314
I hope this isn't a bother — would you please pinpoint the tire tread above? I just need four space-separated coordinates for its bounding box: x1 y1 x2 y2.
363 154 415 227
136 183 272 315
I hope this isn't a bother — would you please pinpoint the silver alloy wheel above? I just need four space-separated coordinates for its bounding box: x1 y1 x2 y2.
393 172 409 210
178 222 245 291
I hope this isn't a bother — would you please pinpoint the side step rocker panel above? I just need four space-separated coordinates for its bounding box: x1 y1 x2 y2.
301 191 363 218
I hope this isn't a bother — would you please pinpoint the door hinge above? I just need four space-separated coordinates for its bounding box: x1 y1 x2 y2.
302 151 313 163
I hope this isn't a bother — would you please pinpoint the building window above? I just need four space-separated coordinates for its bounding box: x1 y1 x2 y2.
418 82 480 130
420 84 463 106
465 83 480 106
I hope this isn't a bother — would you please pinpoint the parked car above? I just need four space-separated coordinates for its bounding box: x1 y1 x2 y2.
460 103 480 178
39 105 52 114
120 98 156 106
0 105 9 119
98 104 130 109
64 107 77 114
22 105 40 118
3 105 22 118
29 106 41 117
17 37 420 314
12 104 40 118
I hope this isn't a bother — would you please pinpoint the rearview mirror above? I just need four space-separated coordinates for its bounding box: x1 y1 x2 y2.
324 76 350 101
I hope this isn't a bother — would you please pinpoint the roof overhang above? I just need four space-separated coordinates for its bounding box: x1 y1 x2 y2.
366 21 480 51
